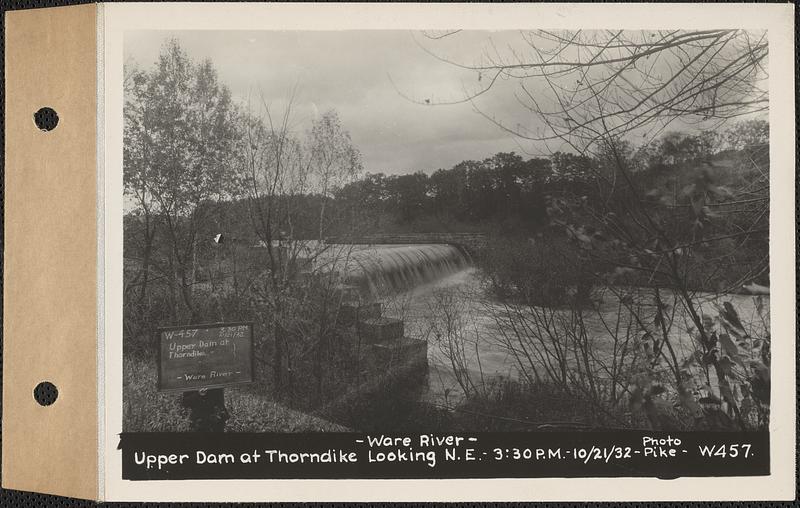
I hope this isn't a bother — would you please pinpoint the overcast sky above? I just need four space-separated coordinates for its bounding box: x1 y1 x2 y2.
125 30 541 175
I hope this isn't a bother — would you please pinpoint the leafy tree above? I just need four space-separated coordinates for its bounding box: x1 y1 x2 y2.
123 63 160 333
549 152 595 184
391 172 430 223
429 165 467 219
124 39 238 323
724 119 769 151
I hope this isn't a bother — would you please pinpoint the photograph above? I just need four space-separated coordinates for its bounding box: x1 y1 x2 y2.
121 28 771 437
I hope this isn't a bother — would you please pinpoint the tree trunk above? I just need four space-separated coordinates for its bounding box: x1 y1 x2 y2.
273 317 284 396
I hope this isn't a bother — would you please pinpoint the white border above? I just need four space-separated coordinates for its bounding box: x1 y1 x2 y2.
103 3 796 501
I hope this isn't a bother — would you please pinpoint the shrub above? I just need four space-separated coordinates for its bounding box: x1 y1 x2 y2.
479 234 592 306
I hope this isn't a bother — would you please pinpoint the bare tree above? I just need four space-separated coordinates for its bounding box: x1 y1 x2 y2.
414 29 770 429
409 30 767 152
308 110 364 241
234 96 364 399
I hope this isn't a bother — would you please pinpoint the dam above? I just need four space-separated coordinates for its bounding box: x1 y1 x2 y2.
327 232 488 257
306 241 505 429
318 242 772 422
320 243 470 296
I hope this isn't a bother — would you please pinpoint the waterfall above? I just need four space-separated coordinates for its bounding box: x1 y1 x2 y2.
322 244 469 296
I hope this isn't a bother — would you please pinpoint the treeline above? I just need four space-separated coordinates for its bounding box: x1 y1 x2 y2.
336 153 550 232
335 119 769 239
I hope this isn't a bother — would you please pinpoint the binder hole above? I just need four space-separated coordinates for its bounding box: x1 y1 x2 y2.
33 107 59 131
33 381 58 406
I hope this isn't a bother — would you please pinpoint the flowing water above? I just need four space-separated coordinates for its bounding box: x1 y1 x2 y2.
329 243 770 408
320 243 469 295
395 270 768 407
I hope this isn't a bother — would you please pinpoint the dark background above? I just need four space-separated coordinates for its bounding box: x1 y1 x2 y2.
0 0 797 506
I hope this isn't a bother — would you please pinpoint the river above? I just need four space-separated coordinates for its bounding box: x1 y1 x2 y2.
326 243 769 408
381 265 769 408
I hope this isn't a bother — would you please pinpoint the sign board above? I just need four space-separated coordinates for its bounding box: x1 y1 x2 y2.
157 322 254 392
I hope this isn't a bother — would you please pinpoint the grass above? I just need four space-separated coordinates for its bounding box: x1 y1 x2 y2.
454 380 638 431
123 356 348 432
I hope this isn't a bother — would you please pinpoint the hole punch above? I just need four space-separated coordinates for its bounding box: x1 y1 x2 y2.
33 381 58 406
33 107 59 131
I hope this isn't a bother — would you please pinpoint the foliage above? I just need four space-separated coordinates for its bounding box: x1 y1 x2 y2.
336 152 550 230
122 36 772 433
124 38 240 324
124 40 368 422
412 27 771 430
480 234 591 305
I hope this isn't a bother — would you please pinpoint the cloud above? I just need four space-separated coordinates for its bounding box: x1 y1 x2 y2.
124 30 544 174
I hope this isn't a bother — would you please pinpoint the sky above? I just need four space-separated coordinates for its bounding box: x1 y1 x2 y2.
124 30 538 175
124 30 767 177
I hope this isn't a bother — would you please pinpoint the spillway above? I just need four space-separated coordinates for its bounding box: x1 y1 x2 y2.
321 244 469 296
